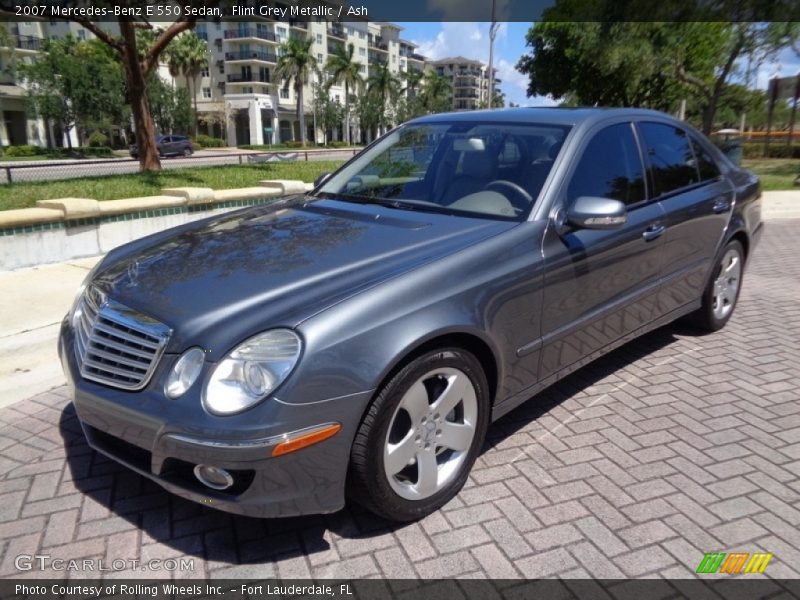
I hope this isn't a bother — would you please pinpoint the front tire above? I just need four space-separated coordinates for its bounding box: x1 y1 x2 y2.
690 239 745 331
348 348 490 522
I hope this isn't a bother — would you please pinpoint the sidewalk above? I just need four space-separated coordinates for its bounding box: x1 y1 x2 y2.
0 256 100 409
0 190 797 409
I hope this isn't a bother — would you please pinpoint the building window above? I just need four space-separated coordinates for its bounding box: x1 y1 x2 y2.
201 67 209 77
359 31 365 40
316 33 322 44
219 64 225 74
280 87 290 99
359 64 366 73
359 47 365 57
317 53 323 64
244 86 253 94
276 26 287 40
202 87 212 99
77 30 86 40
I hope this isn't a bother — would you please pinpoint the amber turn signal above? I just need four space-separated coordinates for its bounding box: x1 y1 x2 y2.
271 423 342 457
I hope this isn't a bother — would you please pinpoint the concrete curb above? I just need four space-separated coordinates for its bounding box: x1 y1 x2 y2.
1 179 313 229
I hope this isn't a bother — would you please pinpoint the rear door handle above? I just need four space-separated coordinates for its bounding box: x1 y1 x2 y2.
712 198 732 213
642 224 666 241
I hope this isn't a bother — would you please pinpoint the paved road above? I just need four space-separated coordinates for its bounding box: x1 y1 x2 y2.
0 219 798 579
0 149 357 184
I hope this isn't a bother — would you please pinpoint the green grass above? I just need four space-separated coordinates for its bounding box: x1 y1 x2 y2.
742 158 799 191
0 161 344 211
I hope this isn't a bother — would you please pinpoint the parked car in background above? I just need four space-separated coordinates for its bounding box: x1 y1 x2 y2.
129 135 193 159
61 108 762 522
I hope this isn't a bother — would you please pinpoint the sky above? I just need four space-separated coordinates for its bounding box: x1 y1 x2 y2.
397 22 553 107
398 22 800 108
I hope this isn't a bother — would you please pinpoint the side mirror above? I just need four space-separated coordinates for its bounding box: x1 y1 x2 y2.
313 172 331 188
566 196 627 230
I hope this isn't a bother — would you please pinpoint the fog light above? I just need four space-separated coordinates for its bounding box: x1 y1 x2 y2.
193 464 234 490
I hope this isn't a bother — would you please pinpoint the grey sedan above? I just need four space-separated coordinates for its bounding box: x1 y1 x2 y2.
59 108 762 522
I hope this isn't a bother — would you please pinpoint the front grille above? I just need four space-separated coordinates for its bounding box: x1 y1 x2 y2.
73 286 171 391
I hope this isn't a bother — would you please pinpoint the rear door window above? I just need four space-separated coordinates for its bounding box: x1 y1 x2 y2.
567 123 646 206
639 122 700 196
690 136 721 182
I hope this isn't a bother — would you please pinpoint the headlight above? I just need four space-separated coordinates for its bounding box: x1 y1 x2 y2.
165 347 205 399
203 329 302 416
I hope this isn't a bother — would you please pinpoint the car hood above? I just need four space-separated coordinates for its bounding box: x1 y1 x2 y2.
93 196 516 357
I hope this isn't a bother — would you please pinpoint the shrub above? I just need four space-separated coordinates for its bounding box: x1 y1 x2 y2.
327 140 349 148
194 134 226 148
86 131 108 148
80 146 114 158
741 142 800 159
4 144 45 157
283 140 303 148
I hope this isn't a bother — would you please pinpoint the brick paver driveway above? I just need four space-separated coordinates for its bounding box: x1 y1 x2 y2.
1 220 799 580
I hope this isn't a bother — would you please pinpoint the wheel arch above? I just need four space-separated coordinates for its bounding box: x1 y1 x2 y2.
371 328 502 410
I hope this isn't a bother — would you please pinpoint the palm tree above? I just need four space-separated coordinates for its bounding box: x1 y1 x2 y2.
421 71 452 114
175 33 208 136
325 42 362 145
366 62 401 135
276 37 318 146
401 67 424 98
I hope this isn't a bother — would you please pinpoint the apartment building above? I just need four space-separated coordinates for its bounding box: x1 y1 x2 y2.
0 20 127 148
428 56 501 112
1 15 505 149
0 21 79 147
193 16 427 146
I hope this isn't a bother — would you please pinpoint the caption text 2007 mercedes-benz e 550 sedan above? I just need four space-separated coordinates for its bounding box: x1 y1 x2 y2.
59 108 762 522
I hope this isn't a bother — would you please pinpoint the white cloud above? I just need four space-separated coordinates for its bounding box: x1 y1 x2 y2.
411 23 551 107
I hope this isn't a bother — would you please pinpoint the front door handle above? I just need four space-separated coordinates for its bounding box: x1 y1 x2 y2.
642 224 666 241
712 198 732 213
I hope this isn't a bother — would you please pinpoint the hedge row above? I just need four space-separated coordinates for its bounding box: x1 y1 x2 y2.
741 142 800 160
0 145 115 158
193 134 227 148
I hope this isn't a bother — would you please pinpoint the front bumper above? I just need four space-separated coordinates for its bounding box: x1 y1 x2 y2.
59 319 372 518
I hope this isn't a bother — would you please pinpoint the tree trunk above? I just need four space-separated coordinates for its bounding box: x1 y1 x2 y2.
192 73 199 136
119 22 160 172
297 79 306 146
344 81 350 146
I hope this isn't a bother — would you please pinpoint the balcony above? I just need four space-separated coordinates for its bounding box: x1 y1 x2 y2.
289 21 308 30
14 34 42 51
369 38 388 51
227 73 271 84
327 26 346 40
224 29 277 42
409 53 425 62
454 78 479 88
368 54 387 66
225 50 277 63
454 91 479 99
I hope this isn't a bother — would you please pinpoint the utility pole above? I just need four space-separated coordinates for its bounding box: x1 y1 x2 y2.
487 0 498 109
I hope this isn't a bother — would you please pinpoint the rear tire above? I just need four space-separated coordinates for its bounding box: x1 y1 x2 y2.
689 239 745 332
348 348 490 522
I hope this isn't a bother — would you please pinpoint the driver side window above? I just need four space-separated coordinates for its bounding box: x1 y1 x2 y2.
567 123 646 206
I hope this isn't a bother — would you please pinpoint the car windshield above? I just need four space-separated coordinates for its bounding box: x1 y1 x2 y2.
315 121 570 220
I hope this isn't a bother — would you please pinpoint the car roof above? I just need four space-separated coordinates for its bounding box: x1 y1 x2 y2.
408 107 678 128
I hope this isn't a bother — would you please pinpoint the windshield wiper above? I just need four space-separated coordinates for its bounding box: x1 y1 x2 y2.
314 191 456 215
